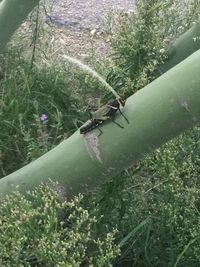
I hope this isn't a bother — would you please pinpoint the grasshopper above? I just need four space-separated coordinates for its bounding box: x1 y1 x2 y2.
80 97 129 135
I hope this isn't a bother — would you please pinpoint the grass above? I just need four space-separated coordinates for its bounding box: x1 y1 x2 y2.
0 0 200 266
0 47 116 177
0 50 82 176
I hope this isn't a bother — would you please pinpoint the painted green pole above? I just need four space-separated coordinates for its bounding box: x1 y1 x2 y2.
0 0 39 51
160 21 200 72
0 50 200 197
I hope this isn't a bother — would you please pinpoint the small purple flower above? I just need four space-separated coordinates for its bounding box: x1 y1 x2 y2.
40 114 48 122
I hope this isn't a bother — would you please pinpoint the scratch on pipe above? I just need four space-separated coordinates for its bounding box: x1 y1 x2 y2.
181 100 198 123
192 116 198 123
84 132 103 163
181 100 189 112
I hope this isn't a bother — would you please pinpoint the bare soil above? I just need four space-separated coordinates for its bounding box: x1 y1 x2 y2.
45 0 135 62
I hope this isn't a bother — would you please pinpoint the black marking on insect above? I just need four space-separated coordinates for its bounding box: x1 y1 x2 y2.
80 97 129 136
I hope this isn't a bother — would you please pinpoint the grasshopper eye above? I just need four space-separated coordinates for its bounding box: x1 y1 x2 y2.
118 98 125 107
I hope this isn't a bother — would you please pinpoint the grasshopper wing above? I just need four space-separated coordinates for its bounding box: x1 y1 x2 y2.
91 104 110 120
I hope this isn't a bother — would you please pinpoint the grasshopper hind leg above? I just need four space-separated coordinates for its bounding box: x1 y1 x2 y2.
119 109 129 124
97 126 103 136
112 119 124 128
111 112 124 128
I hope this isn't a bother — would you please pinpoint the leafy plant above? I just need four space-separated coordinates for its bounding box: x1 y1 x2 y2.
106 0 199 96
0 184 120 266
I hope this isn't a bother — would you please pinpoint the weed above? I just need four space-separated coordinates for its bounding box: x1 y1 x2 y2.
105 0 199 96
0 184 120 266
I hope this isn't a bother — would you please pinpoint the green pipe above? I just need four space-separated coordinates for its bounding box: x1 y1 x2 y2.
160 21 200 72
0 0 39 51
1 50 200 197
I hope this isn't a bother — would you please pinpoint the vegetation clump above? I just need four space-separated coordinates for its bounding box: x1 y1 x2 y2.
0 185 120 266
0 0 200 266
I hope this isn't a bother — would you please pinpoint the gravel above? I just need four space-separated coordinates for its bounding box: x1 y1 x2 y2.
49 0 135 32
43 0 135 62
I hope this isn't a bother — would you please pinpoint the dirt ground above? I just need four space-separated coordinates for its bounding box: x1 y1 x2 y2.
44 0 135 62
49 0 135 30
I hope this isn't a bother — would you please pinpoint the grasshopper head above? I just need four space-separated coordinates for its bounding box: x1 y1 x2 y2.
117 97 126 107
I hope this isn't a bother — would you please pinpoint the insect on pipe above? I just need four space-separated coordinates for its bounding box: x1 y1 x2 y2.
80 97 129 136
62 55 129 135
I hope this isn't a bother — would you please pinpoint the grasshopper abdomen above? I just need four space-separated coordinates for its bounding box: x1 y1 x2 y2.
80 119 103 134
